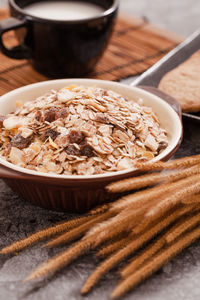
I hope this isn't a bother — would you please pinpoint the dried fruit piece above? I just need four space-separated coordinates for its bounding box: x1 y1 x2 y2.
44 107 58 122
0 115 6 128
80 144 94 158
158 141 168 152
4 142 12 156
65 145 80 156
68 130 85 144
42 129 59 141
55 108 69 119
11 134 32 150
35 110 43 121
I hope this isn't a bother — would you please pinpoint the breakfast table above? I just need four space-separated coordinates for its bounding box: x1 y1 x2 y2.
0 1 200 300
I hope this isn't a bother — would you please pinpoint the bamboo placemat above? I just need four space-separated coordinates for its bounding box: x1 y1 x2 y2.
0 8 183 95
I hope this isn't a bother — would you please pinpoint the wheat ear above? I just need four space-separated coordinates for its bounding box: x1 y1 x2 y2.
120 206 198 279
110 181 173 213
89 204 110 215
134 154 200 172
133 175 200 234
85 200 156 248
145 179 200 222
24 236 95 282
107 164 200 193
0 214 95 255
44 211 114 248
182 193 200 204
166 211 200 243
136 203 199 236
81 204 191 294
120 237 165 279
97 235 134 258
110 172 200 213
111 226 200 299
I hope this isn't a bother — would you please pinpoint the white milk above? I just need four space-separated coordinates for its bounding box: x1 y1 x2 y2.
24 1 104 21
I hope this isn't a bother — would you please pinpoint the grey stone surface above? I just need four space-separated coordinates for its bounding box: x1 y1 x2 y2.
1 1 200 300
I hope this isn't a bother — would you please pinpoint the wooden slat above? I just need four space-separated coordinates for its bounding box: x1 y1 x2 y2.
0 8 183 95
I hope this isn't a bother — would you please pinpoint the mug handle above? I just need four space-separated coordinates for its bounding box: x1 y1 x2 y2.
0 17 31 59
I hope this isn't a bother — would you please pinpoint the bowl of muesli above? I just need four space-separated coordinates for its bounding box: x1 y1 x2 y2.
0 79 182 212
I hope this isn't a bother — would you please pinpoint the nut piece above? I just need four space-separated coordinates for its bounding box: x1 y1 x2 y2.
9 147 24 165
20 128 33 138
3 116 24 130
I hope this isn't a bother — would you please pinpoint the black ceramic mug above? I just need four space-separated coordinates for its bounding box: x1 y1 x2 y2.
0 0 118 78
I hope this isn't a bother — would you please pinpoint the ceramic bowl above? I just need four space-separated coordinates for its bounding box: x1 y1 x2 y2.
0 79 183 212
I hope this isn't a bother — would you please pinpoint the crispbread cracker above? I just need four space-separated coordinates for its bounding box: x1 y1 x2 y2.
158 50 200 112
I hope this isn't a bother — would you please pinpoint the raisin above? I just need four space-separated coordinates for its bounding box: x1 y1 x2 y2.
41 129 59 141
44 107 58 122
80 144 94 157
11 134 32 149
68 130 85 144
4 142 11 155
35 110 43 121
102 90 109 96
158 141 168 152
65 145 80 156
55 108 69 119
0 115 6 128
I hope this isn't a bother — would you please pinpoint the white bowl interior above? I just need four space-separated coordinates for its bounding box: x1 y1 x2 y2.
0 79 182 179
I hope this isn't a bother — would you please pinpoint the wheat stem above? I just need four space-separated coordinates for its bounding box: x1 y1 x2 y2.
111 226 200 299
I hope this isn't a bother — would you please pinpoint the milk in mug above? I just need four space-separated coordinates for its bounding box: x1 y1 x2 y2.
24 1 104 21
